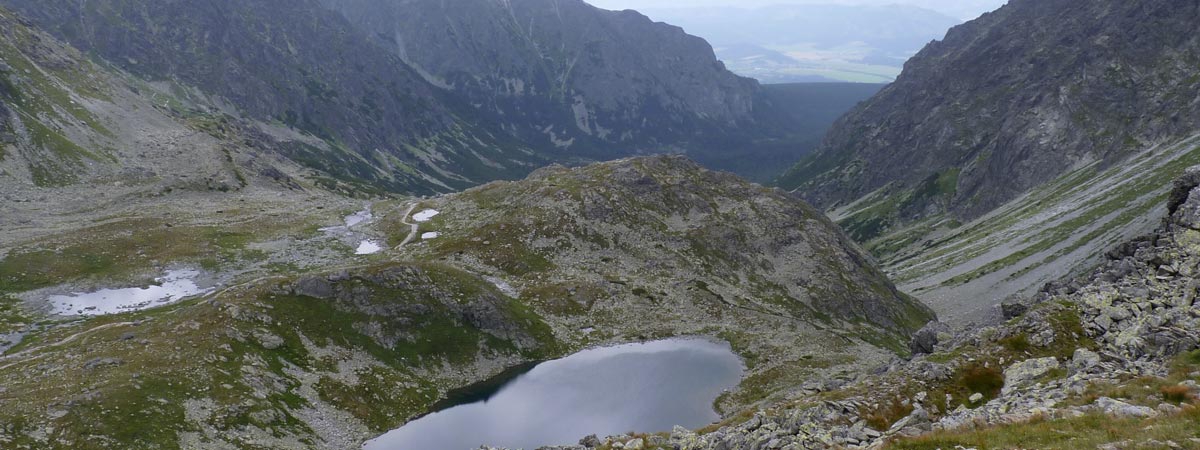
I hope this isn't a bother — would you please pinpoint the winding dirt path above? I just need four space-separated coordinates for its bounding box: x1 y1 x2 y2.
393 203 420 251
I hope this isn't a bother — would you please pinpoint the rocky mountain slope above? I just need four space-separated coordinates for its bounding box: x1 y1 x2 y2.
779 0 1200 239
0 0 831 191
876 133 1200 325
320 0 753 147
0 6 361 213
0 156 932 448
396 156 932 350
319 0 821 181
511 165 1200 450
0 0 553 195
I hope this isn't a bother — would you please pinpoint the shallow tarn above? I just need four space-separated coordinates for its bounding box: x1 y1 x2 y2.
47 269 212 316
322 206 384 255
363 338 743 450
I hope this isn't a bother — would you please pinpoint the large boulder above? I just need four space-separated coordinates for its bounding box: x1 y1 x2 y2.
1169 166 1200 230
1094 397 1157 418
1000 300 1029 320
909 321 953 355
1067 348 1102 375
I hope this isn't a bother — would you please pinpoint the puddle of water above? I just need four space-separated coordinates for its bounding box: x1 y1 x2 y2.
0 330 27 354
321 206 386 255
343 208 373 228
321 206 373 234
364 338 743 450
413 209 440 222
355 240 383 255
48 269 212 316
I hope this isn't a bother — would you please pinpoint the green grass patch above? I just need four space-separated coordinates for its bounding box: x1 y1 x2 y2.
958 364 1005 400
999 333 1032 353
63 377 190 449
0 217 297 294
0 294 31 334
427 219 556 277
888 407 1200 449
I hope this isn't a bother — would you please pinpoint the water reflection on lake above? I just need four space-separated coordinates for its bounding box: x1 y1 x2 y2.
364 338 743 450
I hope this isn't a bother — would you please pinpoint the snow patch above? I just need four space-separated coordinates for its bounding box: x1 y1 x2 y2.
413 209 440 222
421 232 441 240
355 240 383 255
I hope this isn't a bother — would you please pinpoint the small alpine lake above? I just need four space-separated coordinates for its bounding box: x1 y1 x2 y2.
364 338 744 450
47 269 212 316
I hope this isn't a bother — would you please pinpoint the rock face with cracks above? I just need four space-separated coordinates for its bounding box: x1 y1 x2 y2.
779 0 1200 236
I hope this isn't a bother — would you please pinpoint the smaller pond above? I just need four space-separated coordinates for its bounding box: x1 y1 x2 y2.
363 338 743 450
321 207 373 235
321 206 385 255
344 209 373 227
48 269 212 316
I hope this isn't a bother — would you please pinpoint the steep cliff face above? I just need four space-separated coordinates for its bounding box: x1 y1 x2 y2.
320 0 760 157
779 0 1200 237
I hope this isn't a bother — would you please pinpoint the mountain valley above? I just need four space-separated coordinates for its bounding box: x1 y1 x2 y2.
1 0 1199 448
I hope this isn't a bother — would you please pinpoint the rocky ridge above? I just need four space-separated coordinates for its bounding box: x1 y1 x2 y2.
779 0 1200 240
493 167 1200 450
402 156 931 339
322 0 758 149
0 0 552 194
319 0 821 181
0 0 825 191
390 155 934 412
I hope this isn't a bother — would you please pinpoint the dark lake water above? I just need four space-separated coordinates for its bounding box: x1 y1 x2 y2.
363 338 743 450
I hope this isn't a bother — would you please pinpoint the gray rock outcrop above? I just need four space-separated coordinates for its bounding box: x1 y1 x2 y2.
909 321 952 355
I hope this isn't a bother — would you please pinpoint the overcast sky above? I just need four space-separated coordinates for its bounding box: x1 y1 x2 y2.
587 0 1009 21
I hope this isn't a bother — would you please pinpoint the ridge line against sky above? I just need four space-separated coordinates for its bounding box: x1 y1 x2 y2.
585 0 1009 22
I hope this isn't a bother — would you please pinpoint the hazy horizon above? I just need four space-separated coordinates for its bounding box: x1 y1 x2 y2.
586 0 973 83
587 0 1009 21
